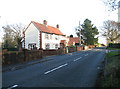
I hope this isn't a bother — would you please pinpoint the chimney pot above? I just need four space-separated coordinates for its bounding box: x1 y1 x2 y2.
56 24 59 28
43 20 47 25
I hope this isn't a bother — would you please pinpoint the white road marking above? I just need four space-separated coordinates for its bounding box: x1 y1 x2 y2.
74 57 82 62
7 85 18 89
44 63 68 74
85 54 88 56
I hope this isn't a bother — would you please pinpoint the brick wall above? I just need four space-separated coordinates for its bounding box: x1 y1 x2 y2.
68 46 85 53
77 46 84 51
2 49 64 65
2 45 94 65
2 50 43 65
68 47 77 53
43 49 59 56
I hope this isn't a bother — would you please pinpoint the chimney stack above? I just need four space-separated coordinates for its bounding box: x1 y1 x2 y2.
56 24 59 29
43 20 47 26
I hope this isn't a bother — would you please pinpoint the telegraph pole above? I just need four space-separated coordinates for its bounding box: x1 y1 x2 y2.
79 21 81 45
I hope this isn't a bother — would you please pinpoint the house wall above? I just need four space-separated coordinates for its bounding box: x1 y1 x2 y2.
24 22 67 50
42 33 66 49
118 1 120 23
25 23 40 49
118 2 120 43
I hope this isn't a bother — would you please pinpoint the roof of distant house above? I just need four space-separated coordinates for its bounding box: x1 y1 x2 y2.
60 40 66 44
68 37 80 46
69 37 80 43
24 21 65 36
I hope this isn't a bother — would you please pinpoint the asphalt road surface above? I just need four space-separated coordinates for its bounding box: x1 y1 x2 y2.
2 47 106 88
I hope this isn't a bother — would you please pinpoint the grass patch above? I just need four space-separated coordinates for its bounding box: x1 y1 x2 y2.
107 51 120 58
101 51 120 87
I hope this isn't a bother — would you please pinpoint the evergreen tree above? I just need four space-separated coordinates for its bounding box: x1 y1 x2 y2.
81 19 99 45
70 34 73 37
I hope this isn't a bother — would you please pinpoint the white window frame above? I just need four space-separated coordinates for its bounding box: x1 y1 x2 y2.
46 43 50 49
45 33 49 39
55 44 58 49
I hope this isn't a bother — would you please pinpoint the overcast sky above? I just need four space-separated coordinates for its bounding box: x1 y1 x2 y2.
0 0 118 44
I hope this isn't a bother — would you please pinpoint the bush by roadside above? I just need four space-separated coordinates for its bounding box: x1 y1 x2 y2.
108 43 120 48
97 51 120 87
106 47 120 50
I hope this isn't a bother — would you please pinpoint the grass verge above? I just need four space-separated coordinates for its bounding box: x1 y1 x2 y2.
98 51 120 87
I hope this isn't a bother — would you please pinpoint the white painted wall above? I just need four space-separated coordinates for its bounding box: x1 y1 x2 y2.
42 33 67 49
24 22 67 50
118 8 120 23
118 2 120 43
118 1 120 23
25 23 40 49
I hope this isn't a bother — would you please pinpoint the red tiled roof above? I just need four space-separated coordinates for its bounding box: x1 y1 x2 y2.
69 37 80 43
31 21 64 35
68 41 74 46
67 37 80 46
60 40 66 44
68 41 73 44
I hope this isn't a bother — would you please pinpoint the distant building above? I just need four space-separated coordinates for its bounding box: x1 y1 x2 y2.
22 20 86 50
118 1 120 43
68 37 84 46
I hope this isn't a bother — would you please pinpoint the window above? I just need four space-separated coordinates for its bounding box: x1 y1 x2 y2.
119 23 120 29
50 34 52 39
55 35 59 40
45 33 49 39
46 43 50 49
55 44 58 49
28 43 36 50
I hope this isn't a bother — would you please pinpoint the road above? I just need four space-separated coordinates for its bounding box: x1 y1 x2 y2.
2 47 106 88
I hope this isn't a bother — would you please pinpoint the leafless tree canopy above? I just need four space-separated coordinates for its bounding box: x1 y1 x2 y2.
103 0 119 11
2 23 25 48
101 20 119 43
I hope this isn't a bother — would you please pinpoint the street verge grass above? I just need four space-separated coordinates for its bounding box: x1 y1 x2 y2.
101 51 120 87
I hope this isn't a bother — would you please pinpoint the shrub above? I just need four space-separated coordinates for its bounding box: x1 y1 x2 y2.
109 43 120 48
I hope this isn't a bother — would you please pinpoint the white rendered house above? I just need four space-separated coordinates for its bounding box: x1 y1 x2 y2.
118 1 120 43
23 20 67 50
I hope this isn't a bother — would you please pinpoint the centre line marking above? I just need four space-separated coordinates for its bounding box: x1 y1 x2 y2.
44 63 68 74
7 85 18 89
74 57 82 62
85 54 88 56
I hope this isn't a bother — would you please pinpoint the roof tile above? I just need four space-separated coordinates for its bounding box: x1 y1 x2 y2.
32 21 64 35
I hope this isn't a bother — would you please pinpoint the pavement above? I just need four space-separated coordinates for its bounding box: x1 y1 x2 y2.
2 47 106 87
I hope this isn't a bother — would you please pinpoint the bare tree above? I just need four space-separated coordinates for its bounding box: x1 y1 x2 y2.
101 20 119 45
2 23 25 50
103 0 119 11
